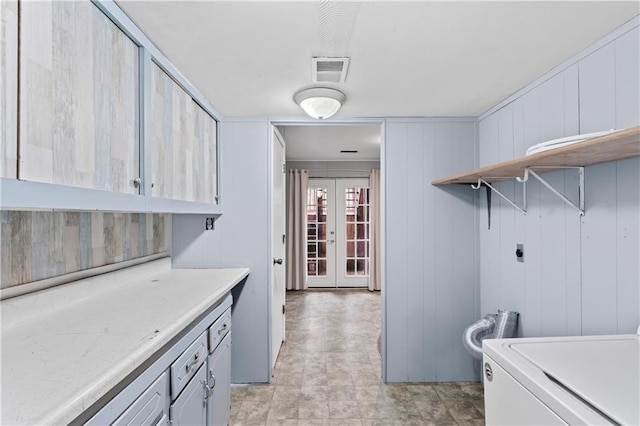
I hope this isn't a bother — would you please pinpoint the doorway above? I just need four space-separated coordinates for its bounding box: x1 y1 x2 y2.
306 178 370 288
268 121 384 378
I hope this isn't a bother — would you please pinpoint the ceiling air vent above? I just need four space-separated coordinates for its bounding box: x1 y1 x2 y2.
312 57 350 83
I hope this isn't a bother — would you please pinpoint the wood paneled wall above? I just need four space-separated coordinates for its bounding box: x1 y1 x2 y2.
150 63 218 203
19 1 139 192
1 1 18 178
385 119 479 382
0 211 170 289
478 23 640 337
172 119 271 383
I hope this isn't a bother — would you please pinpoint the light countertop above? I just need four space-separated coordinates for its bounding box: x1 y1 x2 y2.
1 258 249 425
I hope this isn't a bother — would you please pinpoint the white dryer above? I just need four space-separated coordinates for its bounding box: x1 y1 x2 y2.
483 333 639 425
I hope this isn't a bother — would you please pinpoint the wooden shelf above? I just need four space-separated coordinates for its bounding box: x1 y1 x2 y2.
432 126 640 185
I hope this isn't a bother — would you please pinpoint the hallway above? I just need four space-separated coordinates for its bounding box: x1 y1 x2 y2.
231 290 485 425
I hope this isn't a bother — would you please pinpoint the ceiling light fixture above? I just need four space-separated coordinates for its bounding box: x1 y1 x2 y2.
294 87 346 120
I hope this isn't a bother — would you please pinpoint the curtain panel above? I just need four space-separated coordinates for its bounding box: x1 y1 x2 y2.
369 169 381 291
286 169 309 290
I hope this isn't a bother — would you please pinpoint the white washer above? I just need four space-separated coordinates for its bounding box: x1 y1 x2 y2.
483 333 639 425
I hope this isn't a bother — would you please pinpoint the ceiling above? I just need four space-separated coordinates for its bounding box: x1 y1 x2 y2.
279 124 382 161
117 1 638 160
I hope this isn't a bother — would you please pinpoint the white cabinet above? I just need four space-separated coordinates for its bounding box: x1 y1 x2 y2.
112 372 170 426
87 294 233 426
207 333 232 426
170 364 208 426
170 332 208 399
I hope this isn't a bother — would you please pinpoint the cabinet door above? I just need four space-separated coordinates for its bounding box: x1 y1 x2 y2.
170 363 207 425
19 1 139 193
150 62 218 204
113 371 169 426
207 333 231 426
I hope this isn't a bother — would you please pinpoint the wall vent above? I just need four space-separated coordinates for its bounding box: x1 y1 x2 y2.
312 57 350 83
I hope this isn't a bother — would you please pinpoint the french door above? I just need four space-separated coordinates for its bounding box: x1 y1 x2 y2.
306 178 370 288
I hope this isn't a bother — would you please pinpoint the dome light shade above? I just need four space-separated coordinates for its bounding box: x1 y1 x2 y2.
294 87 346 119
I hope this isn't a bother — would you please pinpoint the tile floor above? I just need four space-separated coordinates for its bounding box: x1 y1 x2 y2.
231 289 485 426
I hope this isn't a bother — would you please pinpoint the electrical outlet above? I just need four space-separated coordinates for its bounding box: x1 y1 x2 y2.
205 217 215 231
516 243 524 262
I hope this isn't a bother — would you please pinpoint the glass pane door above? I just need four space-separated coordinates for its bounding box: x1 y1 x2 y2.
336 179 370 288
306 179 336 288
306 178 369 288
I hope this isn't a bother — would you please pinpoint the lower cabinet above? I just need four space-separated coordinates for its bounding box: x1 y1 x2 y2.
87 296 233 426
208 333 231 426
170 364 208 425
112 371 170 426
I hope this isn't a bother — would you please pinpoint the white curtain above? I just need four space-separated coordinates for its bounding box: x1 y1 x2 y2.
369 169 381 291
286 169 309 290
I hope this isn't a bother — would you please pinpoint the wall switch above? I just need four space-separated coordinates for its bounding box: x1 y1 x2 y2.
205 217 215 231
515 243 524 262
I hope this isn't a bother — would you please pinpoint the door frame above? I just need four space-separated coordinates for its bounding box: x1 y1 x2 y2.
267 118 386 381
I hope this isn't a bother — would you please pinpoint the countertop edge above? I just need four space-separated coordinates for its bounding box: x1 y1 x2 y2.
3 267 250 426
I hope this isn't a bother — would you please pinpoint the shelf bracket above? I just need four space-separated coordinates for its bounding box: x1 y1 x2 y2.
518 167 585 216
471 178 526 215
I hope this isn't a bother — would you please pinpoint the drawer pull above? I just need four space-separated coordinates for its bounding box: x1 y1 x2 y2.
185 352 201 374
218 323 228 335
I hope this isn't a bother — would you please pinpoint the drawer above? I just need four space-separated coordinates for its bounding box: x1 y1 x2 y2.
170 332 207 400
208 307 231 353
112 371 169 426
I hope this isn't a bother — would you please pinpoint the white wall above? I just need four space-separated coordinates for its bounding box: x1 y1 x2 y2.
384 118 479 382
478 20 640 338
172 119 271 383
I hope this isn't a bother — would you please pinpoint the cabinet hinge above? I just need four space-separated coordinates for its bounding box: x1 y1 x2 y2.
282 305 286 314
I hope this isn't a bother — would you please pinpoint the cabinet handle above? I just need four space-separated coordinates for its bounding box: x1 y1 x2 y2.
210 372 216 390
202 380 212 399
132 178 142 188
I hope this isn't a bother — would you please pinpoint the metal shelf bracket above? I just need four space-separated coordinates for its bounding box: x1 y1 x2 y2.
471 177 527 215
517 167 585 216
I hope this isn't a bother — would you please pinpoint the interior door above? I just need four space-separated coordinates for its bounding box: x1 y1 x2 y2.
271 128 286 370
307 178 370 288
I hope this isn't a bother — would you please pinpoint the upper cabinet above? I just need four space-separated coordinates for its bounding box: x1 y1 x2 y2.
20 1 139 194
1 0 18 179
1 0 221 214
150 64 218 204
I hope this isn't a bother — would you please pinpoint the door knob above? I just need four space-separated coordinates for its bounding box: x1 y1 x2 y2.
273 258 283 265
